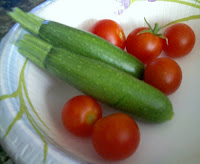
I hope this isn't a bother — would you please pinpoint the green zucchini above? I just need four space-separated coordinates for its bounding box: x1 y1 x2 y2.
17 34 174 123
9 8 144 79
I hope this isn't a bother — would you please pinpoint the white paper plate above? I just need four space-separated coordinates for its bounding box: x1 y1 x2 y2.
0 0 200 164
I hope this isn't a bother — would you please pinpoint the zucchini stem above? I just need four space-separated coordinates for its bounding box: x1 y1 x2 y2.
8 8 44 35
17 34 52 68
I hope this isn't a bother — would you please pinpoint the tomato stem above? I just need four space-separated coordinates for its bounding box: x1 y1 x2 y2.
144 17 153 32
153 23 161 34
87 113 96 125
138 17 168 45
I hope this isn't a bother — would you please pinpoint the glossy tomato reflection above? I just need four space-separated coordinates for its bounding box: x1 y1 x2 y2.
90 19 126 49
92 113 140 161
62 95 102 137
125 27 163 64
163 23 195 58
144 58 182 95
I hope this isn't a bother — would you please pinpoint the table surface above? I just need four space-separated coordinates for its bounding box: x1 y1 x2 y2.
0 0 46 163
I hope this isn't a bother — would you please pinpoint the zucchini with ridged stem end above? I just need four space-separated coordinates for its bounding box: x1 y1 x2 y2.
9 7 144 79
17 34 174 123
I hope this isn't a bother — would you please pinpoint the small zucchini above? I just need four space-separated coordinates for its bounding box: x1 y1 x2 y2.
17 34 174 123
9 8 144 79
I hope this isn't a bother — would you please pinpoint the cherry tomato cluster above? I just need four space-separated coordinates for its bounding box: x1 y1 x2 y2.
90 19 196 95
62 95 140 161
61 19 196 161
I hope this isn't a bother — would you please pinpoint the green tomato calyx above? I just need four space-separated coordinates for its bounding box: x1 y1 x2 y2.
137 17 168 45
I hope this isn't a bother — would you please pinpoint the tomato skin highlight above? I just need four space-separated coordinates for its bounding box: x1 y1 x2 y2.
62 95 102 137
163 23 195 58
125 27 163 64
90 19 126 49
92 113 140 161
144 58 182 95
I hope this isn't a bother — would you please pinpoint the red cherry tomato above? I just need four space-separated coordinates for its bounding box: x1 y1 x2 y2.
92 113 140 161
144 57 182 95
125 27 163 64
163 23 195 58
62 95 102 137
90 19 126 49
